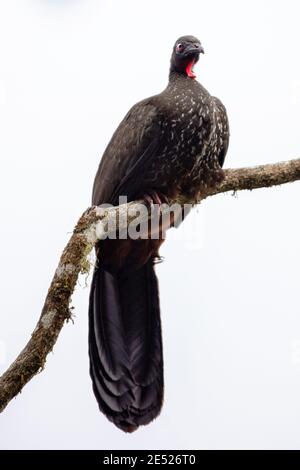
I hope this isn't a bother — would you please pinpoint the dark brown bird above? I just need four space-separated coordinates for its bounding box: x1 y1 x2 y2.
89 35 229 432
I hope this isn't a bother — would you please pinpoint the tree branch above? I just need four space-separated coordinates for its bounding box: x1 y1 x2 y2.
0 158 299 413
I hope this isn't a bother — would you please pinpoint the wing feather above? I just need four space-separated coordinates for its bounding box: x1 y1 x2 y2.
92 99 161 206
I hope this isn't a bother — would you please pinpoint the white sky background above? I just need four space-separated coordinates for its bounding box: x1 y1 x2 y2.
0 0 300 450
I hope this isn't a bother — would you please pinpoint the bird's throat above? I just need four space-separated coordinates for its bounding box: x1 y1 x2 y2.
185 59 196 79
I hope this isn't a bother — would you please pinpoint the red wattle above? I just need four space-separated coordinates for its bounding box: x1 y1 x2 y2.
186 60 196 79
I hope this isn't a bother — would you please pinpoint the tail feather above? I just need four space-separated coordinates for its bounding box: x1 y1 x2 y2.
88 259 164 432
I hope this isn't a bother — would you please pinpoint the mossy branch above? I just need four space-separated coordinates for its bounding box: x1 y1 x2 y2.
0 158 299 413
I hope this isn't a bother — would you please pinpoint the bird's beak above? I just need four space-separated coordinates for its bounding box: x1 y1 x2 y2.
184 44 205 57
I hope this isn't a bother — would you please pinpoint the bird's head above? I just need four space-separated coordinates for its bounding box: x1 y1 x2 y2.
170 35 204 79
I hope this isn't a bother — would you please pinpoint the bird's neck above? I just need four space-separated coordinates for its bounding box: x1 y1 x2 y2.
169 70 187 80
168 70 197 87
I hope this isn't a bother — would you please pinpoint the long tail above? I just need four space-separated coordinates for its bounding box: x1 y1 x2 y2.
88 259 164 432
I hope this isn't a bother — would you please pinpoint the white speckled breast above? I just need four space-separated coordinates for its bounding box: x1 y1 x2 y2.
144 74 229 202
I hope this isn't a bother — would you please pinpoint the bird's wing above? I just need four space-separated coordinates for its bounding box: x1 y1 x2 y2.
213 96 230 167
92 99 161 206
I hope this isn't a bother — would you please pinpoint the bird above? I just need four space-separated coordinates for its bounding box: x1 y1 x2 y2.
89 35 229 432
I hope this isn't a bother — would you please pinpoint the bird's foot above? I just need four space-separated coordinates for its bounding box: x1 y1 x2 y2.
140 190 169 208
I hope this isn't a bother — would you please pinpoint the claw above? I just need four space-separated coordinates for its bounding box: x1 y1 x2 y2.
141 190 168 207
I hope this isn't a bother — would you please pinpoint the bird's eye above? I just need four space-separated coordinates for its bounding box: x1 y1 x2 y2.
176 43 184 53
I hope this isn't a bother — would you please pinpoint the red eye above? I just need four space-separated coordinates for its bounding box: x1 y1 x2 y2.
176 43 184 53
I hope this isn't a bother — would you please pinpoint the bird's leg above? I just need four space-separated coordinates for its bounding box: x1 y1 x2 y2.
135 190 171 242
